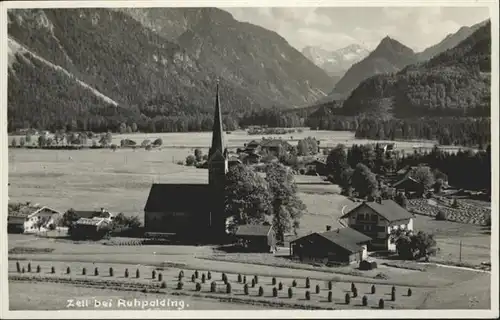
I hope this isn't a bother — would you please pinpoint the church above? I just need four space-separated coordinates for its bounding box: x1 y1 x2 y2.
144 82 229 242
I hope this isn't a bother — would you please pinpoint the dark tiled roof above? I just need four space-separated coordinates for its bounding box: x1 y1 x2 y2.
235 224 272 237
74 211 105 219
292 227 371 253
7 216 26 224
342 200 414 222
393 176 420 188
261 139 291 148
317 227 371 253
144 183 211 212
75 217 106 226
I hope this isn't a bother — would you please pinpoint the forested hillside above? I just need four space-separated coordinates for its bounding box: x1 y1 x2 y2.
8 8 331 133
341 21 491 118
321 37 419 102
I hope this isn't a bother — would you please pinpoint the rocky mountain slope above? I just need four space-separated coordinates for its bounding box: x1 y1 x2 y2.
7 8 332 132
321 37 419 102
340 21 491 118
301 44 370 82
417 19 489 61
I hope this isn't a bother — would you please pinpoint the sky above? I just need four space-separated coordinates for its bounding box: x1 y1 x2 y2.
223 7 490 52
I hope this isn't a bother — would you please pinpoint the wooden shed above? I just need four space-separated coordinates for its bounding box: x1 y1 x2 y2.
234 224 277 253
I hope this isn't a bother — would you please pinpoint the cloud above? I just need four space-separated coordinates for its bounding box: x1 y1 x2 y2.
223 7 490 53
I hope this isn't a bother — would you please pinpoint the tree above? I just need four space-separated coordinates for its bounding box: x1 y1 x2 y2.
434 178 444 193
11 138 18 147
351 163 379 199
265 163 306 241
390 229 438 260
410 166 435 194
25 133 32 144
131 123 138 132
185 155 196 166
224 164 272 232
61 208 79 227
394 192 408 209
119 122 127 134
141 139 151 148
153 138 163 147
194 148 203 162
19 137 26 147
326 144 348 183
38 135 47 147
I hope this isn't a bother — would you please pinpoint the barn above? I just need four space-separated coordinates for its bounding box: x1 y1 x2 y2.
234 224 277 253
290 227 372 265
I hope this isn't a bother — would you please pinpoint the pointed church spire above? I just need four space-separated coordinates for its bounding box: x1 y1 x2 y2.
209 78 226 159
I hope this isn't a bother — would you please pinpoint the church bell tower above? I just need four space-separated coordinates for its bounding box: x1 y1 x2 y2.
207 79 228 237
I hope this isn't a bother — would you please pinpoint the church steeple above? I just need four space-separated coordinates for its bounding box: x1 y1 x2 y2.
208 79 226 160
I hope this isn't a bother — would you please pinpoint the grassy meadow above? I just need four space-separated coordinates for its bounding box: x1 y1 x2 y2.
10 129 457 152
8 130 490 265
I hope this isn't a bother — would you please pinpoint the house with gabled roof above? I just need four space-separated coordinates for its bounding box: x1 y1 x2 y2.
7 202 62 234
290 226 372 264
339 198 414 252
234 224 277 252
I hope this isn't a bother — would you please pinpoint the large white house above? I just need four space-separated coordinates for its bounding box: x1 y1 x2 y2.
21 206 62 233
340 199 414 252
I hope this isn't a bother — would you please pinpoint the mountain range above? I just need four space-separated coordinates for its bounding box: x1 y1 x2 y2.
339 21 491 119
301 44 370 83
417 19 489 62
317 19 490 104
7 8 491 133
321 37 419 102
7 8 332 132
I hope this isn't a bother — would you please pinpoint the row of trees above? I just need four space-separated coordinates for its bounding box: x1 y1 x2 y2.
324 142 490 197
354 117 491 148
224 163 306 242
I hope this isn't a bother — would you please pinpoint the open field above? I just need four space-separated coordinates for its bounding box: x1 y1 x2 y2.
8 147 491 267
8 148 339 219
7 130 492 310
7 236 490 310
9 129 474 153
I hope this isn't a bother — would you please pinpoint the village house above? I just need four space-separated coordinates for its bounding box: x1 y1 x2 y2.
377 143 396 153
241 140 262 154
392 176 425 198
339 199 414 252
260 139 293 157
241 152 262 165
7 215 26 234
69 208 115 240
7 203 62 234
71 217 112 240
304 158 327 175
290 226 372 265
234 224 277 253
23 206 62 233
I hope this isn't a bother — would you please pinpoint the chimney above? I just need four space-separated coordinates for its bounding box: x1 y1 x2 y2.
100 208 105 213
337 228 340 233
376 197 382 204
326 225 332 231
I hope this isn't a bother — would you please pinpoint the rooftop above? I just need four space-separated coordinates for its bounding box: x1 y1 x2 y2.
291 227 371 253
235 224 272 237
144 183 211 212
341 199 414 222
